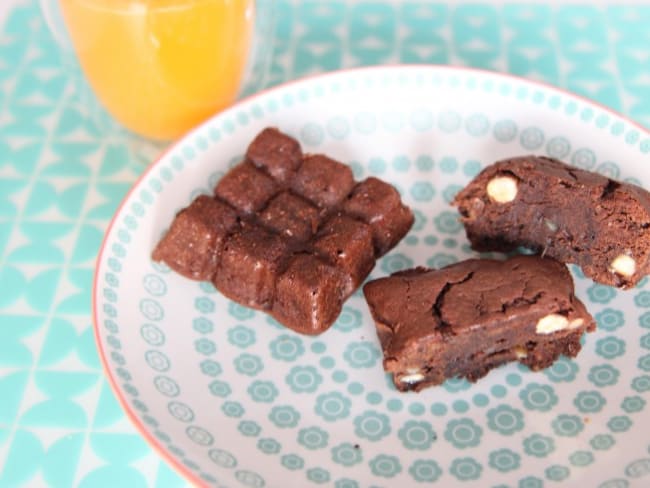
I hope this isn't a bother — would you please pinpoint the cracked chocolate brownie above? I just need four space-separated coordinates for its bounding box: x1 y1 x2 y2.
452 155 650 288
363 255 595 392
152 127 414 335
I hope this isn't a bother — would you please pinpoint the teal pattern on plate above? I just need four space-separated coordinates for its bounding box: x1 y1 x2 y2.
2 0 650 487
93 66 650 486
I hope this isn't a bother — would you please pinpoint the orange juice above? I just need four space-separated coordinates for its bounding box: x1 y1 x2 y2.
60 0 254 140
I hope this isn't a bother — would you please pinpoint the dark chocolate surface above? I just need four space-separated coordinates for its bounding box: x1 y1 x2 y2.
151 195 237 281
260 191 320 242
246 127 303 183
214 161 278 214
313 214 375 295
153 127 414 335
274 254 346 335
292 154 355 208
452 155 650 288
363 255 595 392
344 177 415 256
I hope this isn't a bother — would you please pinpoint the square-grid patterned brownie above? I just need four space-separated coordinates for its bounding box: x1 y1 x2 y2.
153 127 414 335
363 255 595 392
452 155 650 288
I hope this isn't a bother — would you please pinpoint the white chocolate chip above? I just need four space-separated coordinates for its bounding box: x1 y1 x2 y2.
610 254 636 277
569 318 584 330
399 370 425 384
514 346 528 359
536 313 569 335
486 176 518 203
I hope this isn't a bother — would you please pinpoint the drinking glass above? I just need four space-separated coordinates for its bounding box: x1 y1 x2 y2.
40 0 276 141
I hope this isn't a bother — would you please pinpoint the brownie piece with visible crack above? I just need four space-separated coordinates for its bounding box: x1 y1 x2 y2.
363 255 595 392
452 155 650 288
153 127 414 335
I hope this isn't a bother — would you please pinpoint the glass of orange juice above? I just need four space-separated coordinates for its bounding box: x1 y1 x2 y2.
40 0 275 141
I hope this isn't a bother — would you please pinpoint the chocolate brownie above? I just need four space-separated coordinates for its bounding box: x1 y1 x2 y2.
214 161 279 214
292 154 355 208
260 191 320 242
363 255 595 392
344 177 415 256
152 127 414 335
274 254 347 335
313 214 376 296
214 225 291 310
452 155 650 288
151 195 237 281
247 127 302 183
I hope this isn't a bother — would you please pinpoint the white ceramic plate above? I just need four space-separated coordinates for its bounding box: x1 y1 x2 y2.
94 66 650 488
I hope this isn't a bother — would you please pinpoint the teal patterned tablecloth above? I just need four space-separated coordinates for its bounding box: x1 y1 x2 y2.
1 1 649 487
